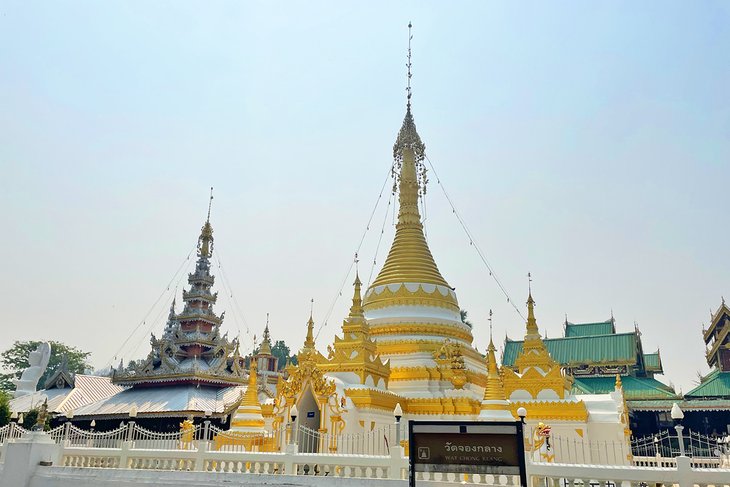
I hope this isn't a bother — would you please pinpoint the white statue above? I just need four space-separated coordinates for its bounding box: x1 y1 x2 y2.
13 342 52 398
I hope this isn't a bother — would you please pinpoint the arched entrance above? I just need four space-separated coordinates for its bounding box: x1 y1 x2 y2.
297 386 320 453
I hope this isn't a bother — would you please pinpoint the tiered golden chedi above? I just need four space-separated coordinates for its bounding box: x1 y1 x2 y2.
362 106 487 415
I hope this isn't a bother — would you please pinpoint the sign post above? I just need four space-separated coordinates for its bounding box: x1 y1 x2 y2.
408 420 526 487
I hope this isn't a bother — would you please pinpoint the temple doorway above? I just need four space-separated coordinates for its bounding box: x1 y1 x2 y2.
297 387 321 453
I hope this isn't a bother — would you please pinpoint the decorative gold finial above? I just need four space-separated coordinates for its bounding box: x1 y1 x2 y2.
259 313 272 355
488 309 493 343
207 186 213 223
406 21 413 110
241 358 260 407
615 374 622 389
198 188 214 258
304 299 315 350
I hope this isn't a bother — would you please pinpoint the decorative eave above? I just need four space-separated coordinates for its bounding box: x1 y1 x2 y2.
363 283 459 312
112 371 247 388
704 301 730 342
344 387 403 412
509 400 588 422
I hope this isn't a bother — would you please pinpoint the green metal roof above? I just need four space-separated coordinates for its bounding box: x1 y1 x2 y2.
685 370 730 399
565 320 615 337
643 352 662 372
503 332 638 367
628 398 730 411
572 376 677 400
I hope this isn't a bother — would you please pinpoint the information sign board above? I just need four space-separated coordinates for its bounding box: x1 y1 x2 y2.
408 421 526 487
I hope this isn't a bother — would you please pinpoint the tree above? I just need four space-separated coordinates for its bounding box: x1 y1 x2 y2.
272 340 297 370
0 391 10 427
460 309 473 328
0 341 92 393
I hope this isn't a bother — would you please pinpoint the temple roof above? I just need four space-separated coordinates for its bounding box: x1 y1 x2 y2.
644 352 663 373
573 376 677 400
685 370 730 399
565 320 615 337
504 332 640 367
112 204 247 388
9 375 126 415
70 384 244 418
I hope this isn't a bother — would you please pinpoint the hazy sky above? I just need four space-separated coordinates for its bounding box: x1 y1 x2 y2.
1 1 728 393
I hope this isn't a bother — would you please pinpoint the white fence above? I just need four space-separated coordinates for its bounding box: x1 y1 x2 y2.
3 428 730 486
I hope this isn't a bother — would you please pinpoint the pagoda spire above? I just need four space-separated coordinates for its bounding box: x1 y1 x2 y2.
198 187 214 258
259 314 272 356
304 300 316 351
524 273 543 343
369 23 449 289
479 310 512 420
112 193 246 389
229 358 264 432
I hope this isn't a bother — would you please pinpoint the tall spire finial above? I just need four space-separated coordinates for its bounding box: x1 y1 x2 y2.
488 309 494 344
406 21 413 110
207 187 214 223
528 272 532 296
304 299 316 350
198 188 214 258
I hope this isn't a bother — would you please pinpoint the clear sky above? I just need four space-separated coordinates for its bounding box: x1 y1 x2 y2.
1 1 728 393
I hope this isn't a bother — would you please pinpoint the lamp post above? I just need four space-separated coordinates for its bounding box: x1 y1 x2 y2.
63 410 74 442
654 435 660 457
203 410 212 443
393 403 403 446
127 405 137 442
517 407 527 424
671 403 685 457
516 406 529 460
290 404 299 445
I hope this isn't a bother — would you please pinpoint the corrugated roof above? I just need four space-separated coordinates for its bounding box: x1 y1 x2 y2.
573 376 677 400
644 352 662 372
71 384 245 418
9 375 125 414
685 370 730 399
503 332 638 367
565 320 614 337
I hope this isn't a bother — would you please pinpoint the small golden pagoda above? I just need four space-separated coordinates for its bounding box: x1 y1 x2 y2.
320 274 390 387
502 289 587 422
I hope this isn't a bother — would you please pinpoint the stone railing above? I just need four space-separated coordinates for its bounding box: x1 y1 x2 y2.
528 456 730 487
57 441 409 480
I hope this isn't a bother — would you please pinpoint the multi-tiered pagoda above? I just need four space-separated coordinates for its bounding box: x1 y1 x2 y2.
72 207 248 431
112 214 246 388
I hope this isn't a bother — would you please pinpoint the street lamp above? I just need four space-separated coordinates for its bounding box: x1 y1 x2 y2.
289 404 299 446
393 403 403 446
671 403 686 457
129 405 138 419
90 419 96 432
18 413 24 425
517 407 527 424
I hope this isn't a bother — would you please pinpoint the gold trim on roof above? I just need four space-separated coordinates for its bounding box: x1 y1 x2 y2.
363 283 459 312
